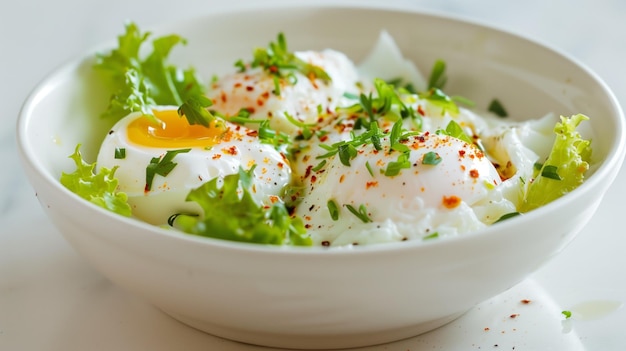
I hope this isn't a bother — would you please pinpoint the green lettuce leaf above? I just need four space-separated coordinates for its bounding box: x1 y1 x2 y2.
173 167 312 246
94 22 205 123
60 145 132 217
519 114 592 212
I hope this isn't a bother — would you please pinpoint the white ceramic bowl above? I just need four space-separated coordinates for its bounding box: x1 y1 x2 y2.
17 4 625 349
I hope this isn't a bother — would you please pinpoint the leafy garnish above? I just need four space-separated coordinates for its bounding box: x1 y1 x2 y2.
95 22 204 123
436 120 474 145
177 95 215 127
327 199 340 221
345 204 372 223
520 114 592 212
114 148 126 159
488 98 508 117
423 232 439 240
145 148 191 191
422 151 442 165
243 32 331 89
494 212 521 223
173 167 312 245
428 59 447 90
419 88 459 117
562 310 572 319
60 145 131 217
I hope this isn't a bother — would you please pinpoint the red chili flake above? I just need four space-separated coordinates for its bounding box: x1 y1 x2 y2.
319 134 329 142
257 98 265 107
458 149 466 157
305 224 312 229
417 105 426 116
321 241 330 247
246 107 256 114
246 86 254 91
366 181 378 189
510 314 519 319
484 327 490 331
246 130 258 137
417 135 426 143
222 146 238 155
339 174 346 183
234 82 242 88
212 154 222 160
311 175 317 183
442 195 461 209
269 66 278 73
521 299 532 304
304 165 313 179
277 162 284 169
469 169 479 178
220 91 227 103
261 91 270 99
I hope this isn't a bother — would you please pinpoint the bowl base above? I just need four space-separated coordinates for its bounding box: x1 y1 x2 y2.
161 309 465 349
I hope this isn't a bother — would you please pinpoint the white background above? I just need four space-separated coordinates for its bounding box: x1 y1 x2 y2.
2 0 625 350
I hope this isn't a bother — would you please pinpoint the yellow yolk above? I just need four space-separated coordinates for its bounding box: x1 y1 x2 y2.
127 109 227 148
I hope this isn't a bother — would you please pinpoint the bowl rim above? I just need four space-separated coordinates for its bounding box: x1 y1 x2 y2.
16 3 626 257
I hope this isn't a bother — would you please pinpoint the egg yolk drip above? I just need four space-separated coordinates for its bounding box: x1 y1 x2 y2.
127 109 227 148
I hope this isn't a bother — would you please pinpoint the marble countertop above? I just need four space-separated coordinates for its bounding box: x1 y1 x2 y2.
2 0 625 350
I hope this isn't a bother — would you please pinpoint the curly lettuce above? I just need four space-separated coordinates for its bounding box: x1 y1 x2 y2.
60 145 131 216
94 22 206 124
519 114 592 212
172 167 312 246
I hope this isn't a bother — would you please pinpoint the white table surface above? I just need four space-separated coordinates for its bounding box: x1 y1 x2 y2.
2 0 625 350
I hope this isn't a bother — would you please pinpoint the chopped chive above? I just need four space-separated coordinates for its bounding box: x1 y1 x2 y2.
423 232 439 240
562 310 572 319
345 204 372 223
312 160 327 172
327 200 339 221
541 165 562 180
273 76 281 96
365 161 375 177
114 148 126 159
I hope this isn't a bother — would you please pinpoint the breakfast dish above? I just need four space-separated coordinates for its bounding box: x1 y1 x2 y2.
61 23 591 247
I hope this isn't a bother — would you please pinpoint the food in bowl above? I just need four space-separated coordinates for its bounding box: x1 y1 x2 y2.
60 23 592 247
17 6 624 349
64 23 592 246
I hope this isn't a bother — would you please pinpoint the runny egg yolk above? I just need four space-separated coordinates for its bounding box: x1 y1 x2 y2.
127 109 227 148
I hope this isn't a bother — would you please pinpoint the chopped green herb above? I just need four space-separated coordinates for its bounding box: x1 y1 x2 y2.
540 165 562 180
114 148 126 159
365 161 375 177
562 310 572 319
428 59 447 90
345 204 372 223
327 200 340 221
488 98 508 117
312 160 327 172
422 151 442 165
437 120 473 145
247 32 331 83
423 232 439 240
145 148 191 191
494 212 521 223
177 95 215 127
384 152 411 177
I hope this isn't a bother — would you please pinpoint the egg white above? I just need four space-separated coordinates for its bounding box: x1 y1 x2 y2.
97 107 291 225
206 49 361 136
